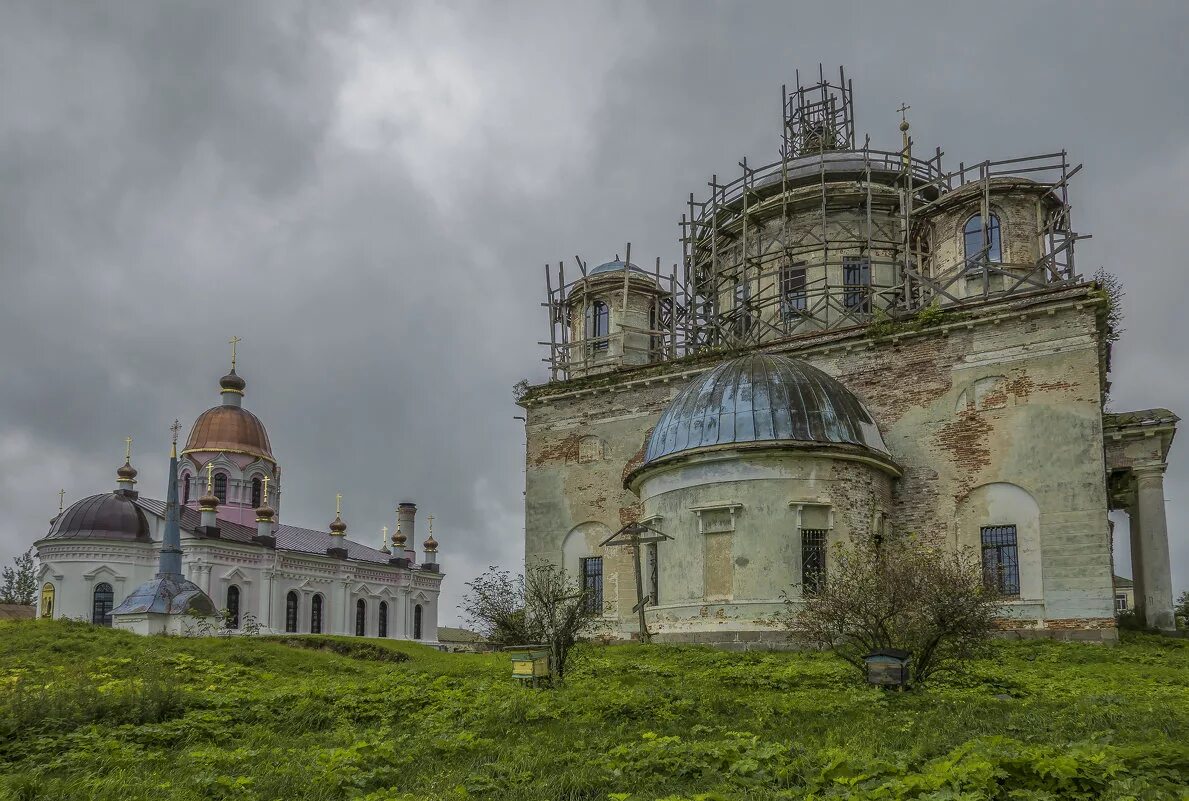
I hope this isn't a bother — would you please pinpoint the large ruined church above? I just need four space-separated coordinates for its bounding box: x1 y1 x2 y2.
519 67 1179 645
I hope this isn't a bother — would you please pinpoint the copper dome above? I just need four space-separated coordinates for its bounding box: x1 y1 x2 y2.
183 405 275 463
43 492 151 541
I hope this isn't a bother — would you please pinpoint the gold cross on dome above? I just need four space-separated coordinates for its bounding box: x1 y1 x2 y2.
170 419 181 443
58 489 65 514
897 102 911 122
229 336 242 371
124 436 133 462
206 462 214 492
335 493 342 516
261 476 270 503
426 514 434 533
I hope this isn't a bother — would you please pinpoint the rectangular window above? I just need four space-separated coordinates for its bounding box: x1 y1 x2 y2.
981 525 1020 596
581 556 604 615
842 255 870 313
586 301 609 353
733 279 752 336
801 528 828 595
781 262 807 319
646 543 659 606
1115 594 1128 612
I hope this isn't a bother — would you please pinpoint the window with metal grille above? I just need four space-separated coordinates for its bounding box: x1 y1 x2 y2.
646 543 659 606
310 594 323 634
781 262 807 319
355 599 366 636
251 477 262 508
226 585 240 629
843 256 870 313
285 591 298 632
586 300 609 352
378 601 388 637
801 529 828 595
981 525 1020 595
213 473 227 503
92 582 114 627
964 214 1002 266
581 556 604 615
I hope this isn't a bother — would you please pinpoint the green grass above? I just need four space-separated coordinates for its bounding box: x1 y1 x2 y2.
1 621 1187 800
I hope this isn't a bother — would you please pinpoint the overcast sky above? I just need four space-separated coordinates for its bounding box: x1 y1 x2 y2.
3 1 1187 623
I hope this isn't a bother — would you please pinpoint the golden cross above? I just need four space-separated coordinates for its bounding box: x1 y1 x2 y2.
335 493 342 516
261 476 270 503
382 525 388 543
170 419 181 444
897 102 911 122
229 336 242 371
206 462 214 492
124 436 133 462
426 514 434 533
58 489 65 514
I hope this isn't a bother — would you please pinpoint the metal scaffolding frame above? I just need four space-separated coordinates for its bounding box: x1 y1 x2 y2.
540 67 1086 380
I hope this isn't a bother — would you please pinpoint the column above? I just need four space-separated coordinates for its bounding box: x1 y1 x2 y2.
1127 502 1146 622
1133 464 1175 631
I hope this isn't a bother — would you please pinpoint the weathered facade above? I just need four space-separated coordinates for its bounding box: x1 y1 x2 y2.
521 69 1178 644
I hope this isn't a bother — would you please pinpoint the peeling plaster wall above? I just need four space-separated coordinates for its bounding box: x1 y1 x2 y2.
523 288 1115 636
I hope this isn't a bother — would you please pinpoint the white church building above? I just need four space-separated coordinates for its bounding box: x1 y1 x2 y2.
34 356 443 641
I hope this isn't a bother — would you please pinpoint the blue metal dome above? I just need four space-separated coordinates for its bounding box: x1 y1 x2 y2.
589 259 647 277
643 353 889 465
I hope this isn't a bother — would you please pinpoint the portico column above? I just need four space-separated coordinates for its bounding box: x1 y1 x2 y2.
1127 501 1146 622
1134 464 1175 631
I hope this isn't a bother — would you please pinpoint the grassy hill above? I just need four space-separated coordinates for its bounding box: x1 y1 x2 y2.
1 621 1187 800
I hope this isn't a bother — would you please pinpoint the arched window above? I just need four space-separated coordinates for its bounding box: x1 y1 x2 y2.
378 601 388 638
213 473 228 503
226 585 240 629
310 594 323 634
250 477 262 509
964 213 1002 265
413 603 423 640
182 474 191 505
355 599 366 637
92 582 114 627
40 583 55 619
285 591 299 633
586 300 609 352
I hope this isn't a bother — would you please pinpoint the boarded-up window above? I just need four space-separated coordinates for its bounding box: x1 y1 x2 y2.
699 509 734 534
703 532 733 600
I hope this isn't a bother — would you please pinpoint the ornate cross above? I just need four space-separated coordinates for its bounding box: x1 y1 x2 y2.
897 102 911 122
382 525 388 543
426 514 434 533
58 489 65 514
124 436 133 462
261 475 270 503
335 493 342 516
206 462 214 492
170 419 181 444
228 336 242 371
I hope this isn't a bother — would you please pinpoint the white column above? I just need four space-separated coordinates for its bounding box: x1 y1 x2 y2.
1128 505 1146 621
1134 464 1175 631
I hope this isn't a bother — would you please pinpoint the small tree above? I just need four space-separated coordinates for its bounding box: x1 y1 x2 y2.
1175 590 1189 630
462 562 598 682
787 535 1001 685
0 549 37 606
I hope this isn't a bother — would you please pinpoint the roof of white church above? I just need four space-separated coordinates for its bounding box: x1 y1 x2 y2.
134 497 397 564
642 352 890 466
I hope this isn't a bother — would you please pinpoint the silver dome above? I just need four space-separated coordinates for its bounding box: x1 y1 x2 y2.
643 353 889 465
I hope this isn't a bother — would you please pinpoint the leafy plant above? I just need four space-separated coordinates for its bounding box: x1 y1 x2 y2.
0 548 36 606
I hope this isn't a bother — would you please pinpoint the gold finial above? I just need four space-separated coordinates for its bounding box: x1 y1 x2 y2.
229 335 242 371
58 489 65 514
897 102 911 153
335 493 342 516
427 514 434 534
205 461 214 492
261 475 270 504
170 419 181 457
124 436 133 462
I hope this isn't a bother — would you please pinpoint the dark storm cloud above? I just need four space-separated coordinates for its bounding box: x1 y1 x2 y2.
3 0 1187 621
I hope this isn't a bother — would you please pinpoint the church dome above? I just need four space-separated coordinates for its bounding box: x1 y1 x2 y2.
184 406 274 463
44 492 151 541
642 353 889 466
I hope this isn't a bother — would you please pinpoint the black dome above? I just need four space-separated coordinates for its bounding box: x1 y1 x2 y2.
44 492 151 541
